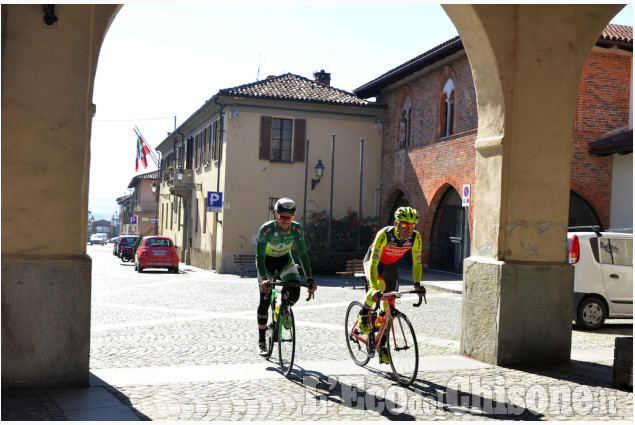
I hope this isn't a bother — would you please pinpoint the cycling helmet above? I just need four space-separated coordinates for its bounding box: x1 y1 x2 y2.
394 206 419 224
274 198 296 215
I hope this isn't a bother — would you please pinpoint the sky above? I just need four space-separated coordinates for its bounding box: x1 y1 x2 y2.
88 2 634 221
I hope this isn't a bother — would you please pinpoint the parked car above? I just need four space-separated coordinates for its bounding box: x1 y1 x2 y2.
89 233 108 245
567 226 633 330
135 236 179 273
111 236 121 256
117 235 139 259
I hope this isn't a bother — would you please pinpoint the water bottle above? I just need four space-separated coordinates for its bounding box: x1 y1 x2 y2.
375 311 385 328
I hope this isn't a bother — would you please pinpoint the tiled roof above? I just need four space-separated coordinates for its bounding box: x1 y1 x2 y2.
218 73 374 106
128 170 160 188
355 24 633 98
600 24 633 44
354 36 463 98
588 130 633 156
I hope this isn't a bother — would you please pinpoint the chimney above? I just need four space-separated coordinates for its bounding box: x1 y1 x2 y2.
314 69 331 86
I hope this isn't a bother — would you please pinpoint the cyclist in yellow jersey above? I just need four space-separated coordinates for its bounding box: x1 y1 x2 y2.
358 206 425 363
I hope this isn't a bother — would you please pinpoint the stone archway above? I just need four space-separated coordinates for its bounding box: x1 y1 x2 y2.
1 4 626 386
2 4 121 386
442 4 624 365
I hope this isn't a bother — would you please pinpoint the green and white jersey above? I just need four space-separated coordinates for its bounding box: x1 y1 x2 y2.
255 220 312 279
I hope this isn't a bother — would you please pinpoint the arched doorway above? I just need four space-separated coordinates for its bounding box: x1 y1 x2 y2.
387 191 410 225
569 191 602 228
429 187 470 274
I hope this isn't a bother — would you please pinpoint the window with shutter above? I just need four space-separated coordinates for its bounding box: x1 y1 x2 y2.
259 116 272 160
294 119 305 162
259 116 306 163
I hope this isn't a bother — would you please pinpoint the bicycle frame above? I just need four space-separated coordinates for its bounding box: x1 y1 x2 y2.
265 280 314 377
349 290 425 355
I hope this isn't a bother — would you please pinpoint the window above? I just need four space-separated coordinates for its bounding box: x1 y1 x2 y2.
399 97 412 147
186 137 193 169
211 120 220 162
595 237 633 266
194 197 199 233
441 78 455 137
271 118 292 161
259 116 305 163
194 133 200 169
202 197 207 233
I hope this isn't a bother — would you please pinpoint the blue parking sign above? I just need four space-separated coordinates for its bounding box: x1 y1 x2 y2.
207 191 223 207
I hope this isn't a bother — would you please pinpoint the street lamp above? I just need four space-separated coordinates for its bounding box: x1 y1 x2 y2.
175 166 202 191
311 159 325 190
151 180 170 199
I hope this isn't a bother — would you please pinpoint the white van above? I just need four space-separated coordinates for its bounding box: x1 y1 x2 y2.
90 233 108 245
567 227 633 330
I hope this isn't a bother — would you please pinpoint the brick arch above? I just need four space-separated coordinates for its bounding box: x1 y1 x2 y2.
434 65 458 139
424 181 460 240
570 180 609 229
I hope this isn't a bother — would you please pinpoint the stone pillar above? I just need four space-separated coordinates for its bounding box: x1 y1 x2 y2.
443 4 623 365
1 4 120 386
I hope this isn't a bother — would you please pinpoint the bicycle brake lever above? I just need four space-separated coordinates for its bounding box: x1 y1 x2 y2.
306 291 314 302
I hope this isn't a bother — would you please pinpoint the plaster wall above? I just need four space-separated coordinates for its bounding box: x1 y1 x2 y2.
219 108 383 272
611 153 634 229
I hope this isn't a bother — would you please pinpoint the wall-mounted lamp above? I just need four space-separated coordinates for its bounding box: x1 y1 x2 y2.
311 159 326 190
175 166 202 192
151 180 170 199
42 5 58 26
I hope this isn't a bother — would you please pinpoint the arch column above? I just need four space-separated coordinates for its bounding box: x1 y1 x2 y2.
1 4 120 386
443 4 623 365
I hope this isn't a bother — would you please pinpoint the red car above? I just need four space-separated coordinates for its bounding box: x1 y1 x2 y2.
135 236 179 273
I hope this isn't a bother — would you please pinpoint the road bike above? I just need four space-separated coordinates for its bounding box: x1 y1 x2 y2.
345 289 425 386
263 280 314 377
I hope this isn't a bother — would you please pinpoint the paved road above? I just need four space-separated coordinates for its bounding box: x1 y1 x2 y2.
2 244 632 420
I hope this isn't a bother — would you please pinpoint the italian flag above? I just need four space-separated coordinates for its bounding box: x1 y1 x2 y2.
136 135 150 171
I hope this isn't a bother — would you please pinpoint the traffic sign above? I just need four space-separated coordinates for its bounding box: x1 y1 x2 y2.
207 191 223 213
130 216 137 224
462 184 471 207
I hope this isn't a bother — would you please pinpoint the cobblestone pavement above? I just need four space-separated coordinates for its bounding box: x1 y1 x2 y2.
2 244 632 420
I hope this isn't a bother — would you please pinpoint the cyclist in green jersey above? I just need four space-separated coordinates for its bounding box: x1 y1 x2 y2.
358 206 426 363
256 198 317 356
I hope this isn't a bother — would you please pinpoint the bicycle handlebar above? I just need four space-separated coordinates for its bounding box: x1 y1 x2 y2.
375 290 427 308
265 280 315 302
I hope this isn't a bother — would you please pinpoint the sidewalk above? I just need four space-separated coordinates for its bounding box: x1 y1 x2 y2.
2 264 631 421
2 345 630 421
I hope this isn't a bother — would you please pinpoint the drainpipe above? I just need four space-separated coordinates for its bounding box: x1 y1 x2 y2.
176 130 189 264
211 99 225 271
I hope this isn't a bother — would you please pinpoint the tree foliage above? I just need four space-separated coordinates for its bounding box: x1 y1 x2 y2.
303 208 380 274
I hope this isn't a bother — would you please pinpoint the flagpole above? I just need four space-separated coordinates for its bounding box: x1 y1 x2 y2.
134 127 170 182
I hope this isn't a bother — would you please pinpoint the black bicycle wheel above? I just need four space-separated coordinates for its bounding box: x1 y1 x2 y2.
387 312 419 386
344 301 371 366
264 320 275 359
278 307 295 377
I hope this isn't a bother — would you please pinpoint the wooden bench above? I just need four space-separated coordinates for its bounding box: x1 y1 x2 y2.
336 259 368 290
233 254 256 278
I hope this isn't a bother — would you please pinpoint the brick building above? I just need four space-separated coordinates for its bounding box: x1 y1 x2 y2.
356 25 632 274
